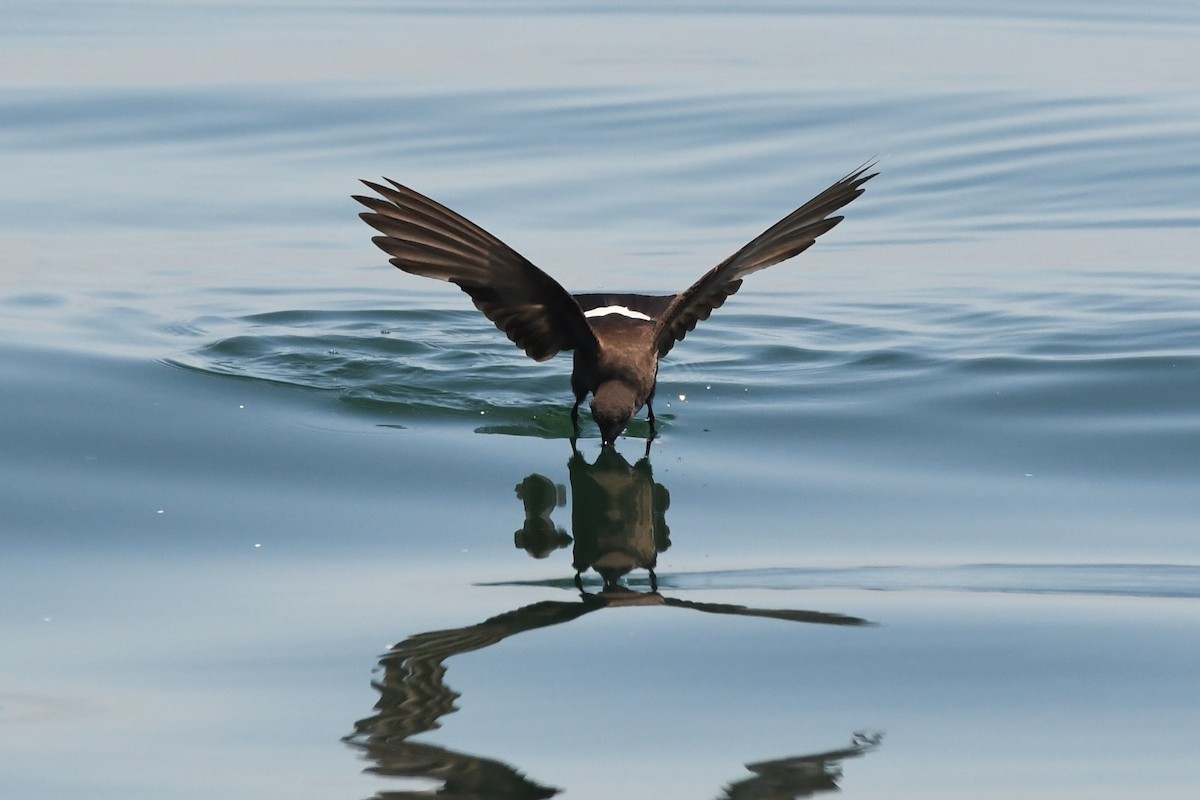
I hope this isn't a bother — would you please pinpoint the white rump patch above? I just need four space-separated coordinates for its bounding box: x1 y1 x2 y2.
583 305 653 321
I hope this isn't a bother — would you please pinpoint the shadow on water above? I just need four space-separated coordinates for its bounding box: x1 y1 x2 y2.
346 446 879 798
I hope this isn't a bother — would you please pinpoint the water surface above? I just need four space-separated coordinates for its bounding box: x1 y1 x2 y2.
2 2 1198 798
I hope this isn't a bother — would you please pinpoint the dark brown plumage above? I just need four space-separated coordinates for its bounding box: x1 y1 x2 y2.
354 163 876 447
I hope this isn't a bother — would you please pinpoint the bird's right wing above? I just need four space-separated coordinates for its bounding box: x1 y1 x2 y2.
654 163 876 358
355 179 598 362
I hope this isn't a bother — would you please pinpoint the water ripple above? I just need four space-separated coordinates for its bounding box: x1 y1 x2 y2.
165 306 587 437
658 563 1200 600
3 85 1196 241
165 264 1200 446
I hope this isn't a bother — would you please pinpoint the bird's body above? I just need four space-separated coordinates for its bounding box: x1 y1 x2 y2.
354 164 875 446
570 295 665 444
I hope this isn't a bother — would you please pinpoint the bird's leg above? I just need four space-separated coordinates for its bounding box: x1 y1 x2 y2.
648 568 658 593
644 400 657 456
570 398 581 439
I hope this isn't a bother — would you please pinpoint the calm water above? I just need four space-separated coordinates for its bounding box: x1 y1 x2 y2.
2 2 1199 798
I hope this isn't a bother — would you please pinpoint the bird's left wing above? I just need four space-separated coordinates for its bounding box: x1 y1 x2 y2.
355 179 598 362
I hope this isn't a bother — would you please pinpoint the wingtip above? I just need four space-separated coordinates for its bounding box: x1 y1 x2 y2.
382 176 409 193
844 159 880 184
358 177 390 194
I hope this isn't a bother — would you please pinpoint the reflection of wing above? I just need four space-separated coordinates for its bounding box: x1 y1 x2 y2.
362 738 559 800
351 600 599 742
347 600 602 798
349 587 876 797
661 597 873 627
721 734 883 800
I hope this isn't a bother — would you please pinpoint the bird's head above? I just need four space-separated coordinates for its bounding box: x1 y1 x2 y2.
590 382 638 446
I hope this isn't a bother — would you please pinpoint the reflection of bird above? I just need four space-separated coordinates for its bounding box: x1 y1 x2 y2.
347 594 874 798
721 734 883 800
355 165 875 446
513 474 572 559
567 447 670 590
347 600 590 799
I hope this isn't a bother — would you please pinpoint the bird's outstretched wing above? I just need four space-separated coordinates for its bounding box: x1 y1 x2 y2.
654 163 876 358
355 179 598 362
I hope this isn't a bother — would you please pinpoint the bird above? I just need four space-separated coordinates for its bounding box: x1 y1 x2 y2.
354 163 875 448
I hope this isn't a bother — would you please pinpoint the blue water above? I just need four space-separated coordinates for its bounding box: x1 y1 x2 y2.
2 2 1199 798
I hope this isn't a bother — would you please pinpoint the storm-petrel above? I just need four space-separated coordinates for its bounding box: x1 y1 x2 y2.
354 163 875 446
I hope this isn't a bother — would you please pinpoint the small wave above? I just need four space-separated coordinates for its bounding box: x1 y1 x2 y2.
668 563 1200 599
164 305 654 438
505 563 1200 600
939 353 1200 422
163 271 1200 444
